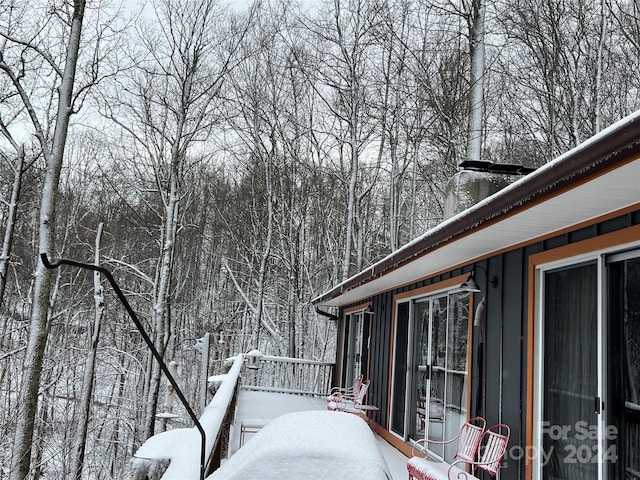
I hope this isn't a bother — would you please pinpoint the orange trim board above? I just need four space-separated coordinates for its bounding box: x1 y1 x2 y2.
371 422 412 458
343 303 372 315
525 223 640 480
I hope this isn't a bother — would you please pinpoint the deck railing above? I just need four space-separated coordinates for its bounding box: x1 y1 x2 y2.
130 354 244 480
240 353 334 397
130 353 334 479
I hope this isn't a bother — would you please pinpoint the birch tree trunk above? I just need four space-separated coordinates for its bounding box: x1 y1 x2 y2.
342 121 359 281
143 131 181 439
69 222 104 480
9 3 86 478
0 145 24 310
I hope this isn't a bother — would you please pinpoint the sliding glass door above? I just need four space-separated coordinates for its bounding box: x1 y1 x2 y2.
537 250 640 479
391 290 470 462
608 253 640 479
541 262 599 479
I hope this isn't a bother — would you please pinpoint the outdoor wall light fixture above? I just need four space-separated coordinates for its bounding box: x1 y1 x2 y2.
459 265 498 293
459 266 497 329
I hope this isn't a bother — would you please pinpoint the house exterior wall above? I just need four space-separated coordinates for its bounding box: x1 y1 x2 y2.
335 207 640 480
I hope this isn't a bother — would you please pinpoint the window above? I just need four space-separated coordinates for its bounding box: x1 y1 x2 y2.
390 287 471 463
343 309 369 387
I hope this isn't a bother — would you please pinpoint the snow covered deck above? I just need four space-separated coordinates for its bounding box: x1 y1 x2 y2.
131 356 408 479
227 390 409 479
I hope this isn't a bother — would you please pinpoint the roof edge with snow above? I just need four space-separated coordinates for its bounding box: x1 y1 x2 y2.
313 111 640 307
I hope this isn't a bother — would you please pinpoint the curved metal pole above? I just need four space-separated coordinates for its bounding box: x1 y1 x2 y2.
41 253 206 480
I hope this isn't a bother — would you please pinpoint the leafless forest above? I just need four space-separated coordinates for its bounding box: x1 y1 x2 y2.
1 0 639 478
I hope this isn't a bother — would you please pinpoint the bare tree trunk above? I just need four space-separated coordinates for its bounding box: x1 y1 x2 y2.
158 360 179 433
342 125 359 281
144 160 180 437
69 222 104 480
286 213 298 358
9 3 86 478
571 87 581 146
0 145 24 310
253 148 274 350
355 193 364 272
409 147 418 237
389 134 399 251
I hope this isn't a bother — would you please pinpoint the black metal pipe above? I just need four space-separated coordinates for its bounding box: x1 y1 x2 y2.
314 305 339 321
40 253 206 480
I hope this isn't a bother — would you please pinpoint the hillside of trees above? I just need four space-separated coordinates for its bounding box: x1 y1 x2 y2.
1 0 639 478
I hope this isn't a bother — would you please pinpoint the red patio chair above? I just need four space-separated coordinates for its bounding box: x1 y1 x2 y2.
326 379 370 411
464 424 511 478
326 374 363 404
407 417 486 480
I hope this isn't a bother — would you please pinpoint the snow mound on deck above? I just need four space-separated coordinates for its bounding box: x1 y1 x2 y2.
207 410 390 479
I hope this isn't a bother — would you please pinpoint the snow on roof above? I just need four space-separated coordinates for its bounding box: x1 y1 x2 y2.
207 410 391 479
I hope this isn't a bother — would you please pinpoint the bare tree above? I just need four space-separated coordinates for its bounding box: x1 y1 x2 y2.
0 4 39 314
611 0 640 54
371 0 446 249
306 0 382 280
68 223 104 480
1 3 87 477
0 131 26 311
0 1 130 476
498 0 615 156
100 0 252 440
